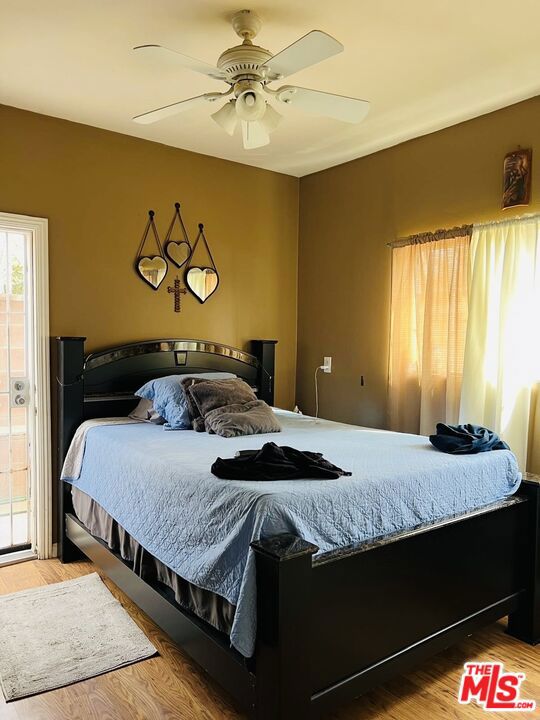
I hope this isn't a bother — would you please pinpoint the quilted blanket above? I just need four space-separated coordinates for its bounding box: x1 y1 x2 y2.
62 409 521 657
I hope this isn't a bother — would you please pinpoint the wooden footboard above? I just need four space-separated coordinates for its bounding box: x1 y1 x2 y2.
251 478 540 719
63 479 539 720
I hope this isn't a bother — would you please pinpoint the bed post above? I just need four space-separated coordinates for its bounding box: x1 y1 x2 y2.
507 474 540 644
55 336 86 563
251 534 318 720
251 340 277 406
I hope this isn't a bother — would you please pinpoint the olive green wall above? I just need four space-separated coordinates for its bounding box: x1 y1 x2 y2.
4 96 540 472
0 104 299 409
297 96 540 468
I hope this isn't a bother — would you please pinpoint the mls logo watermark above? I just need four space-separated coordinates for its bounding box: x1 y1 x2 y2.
458 662 536 711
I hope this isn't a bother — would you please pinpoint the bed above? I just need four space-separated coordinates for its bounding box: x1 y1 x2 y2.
54 336 540 720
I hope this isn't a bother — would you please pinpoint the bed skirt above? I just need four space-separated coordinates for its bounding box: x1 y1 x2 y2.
71 487 235 636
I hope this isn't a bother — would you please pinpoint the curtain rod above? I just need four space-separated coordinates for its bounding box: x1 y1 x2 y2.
387 225 472 249
473 211 540 230
387 211 540 249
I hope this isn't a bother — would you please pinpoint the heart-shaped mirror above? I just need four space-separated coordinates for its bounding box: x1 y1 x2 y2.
165 241 191 269
137 256 167 290
186 267 219 303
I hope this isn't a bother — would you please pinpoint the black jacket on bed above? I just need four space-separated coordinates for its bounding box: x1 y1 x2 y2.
211 442 352 481
429 423 510 454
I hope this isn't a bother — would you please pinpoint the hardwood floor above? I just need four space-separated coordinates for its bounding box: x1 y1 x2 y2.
0 559 538 719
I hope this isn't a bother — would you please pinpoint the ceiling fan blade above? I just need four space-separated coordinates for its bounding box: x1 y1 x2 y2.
277 86 370 123
133 94 214 124
241 121 270 150
133 44 226 81
264 31 343 80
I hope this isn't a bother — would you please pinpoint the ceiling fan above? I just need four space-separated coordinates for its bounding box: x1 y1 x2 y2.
132 9 370 150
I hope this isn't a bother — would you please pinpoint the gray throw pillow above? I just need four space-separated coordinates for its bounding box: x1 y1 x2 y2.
187 378 257 419
179 376 210 431
204 400 282 438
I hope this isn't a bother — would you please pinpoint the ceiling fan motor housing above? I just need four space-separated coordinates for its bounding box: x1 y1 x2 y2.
217 43 272 82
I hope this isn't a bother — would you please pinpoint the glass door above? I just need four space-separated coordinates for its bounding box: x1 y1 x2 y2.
0 228 33 555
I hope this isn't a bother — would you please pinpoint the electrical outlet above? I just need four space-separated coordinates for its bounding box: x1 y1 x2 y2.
323 356 332 373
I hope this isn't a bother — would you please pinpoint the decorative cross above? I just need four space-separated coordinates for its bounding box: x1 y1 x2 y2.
167 275 187 313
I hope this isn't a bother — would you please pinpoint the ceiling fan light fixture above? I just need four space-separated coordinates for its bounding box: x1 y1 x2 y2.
211 100 238 136
259 103 282 134
235 88 266 122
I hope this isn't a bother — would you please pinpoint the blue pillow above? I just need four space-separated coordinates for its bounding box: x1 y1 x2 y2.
135 373 236 430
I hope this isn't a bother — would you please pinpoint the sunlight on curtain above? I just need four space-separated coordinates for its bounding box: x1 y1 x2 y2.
460 217 540 469
388 236 470 435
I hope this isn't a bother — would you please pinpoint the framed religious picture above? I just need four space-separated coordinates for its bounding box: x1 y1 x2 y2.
502 148 532 209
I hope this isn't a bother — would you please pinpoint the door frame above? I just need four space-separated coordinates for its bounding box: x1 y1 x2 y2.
0 212 50 560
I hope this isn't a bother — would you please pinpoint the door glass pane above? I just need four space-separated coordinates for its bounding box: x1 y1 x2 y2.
11 425 27 471
11 470 28 545
0 233 6 396
0 435 8 474
0 229 30 552
8 233 26 380
0 471 9 550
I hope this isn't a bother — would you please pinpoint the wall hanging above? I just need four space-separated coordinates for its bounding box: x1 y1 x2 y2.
185 223 219 303
135 210 168 290
164 202 192 269
168 275 187 312
503 148 532 209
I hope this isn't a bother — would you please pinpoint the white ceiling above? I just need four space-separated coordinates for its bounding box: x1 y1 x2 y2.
2 0 540 177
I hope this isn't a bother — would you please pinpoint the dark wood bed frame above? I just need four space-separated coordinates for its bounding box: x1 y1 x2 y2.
53 336 540 719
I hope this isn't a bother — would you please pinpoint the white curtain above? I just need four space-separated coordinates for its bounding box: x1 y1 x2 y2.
388 236 470 435
460 216 540 469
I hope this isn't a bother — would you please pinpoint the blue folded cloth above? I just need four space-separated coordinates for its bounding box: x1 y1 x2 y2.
429 423 510 454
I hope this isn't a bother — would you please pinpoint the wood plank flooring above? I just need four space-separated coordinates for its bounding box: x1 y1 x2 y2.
0 559 538 719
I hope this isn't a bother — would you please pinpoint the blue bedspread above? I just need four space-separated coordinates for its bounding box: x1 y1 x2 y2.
63 410 521 657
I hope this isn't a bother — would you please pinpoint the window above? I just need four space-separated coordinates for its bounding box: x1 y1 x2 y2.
388 234 470 435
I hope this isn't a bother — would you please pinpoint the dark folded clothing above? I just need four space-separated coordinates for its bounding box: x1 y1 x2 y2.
429 423 510 454
211 442 352 481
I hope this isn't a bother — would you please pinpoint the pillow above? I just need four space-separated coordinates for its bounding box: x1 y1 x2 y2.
128 398 165 424
179 377 209 431
187 378 257 418
135 372 236 430
180 376 257 431
204 399 281 438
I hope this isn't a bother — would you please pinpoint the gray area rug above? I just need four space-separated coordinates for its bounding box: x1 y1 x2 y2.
0 572 157 701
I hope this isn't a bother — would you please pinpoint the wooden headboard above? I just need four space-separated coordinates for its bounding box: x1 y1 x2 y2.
53 336 276 474
52 336 277 556
51 337 277 556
